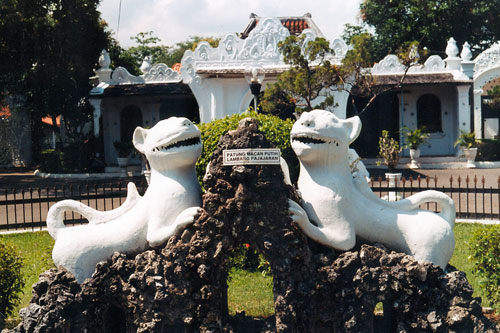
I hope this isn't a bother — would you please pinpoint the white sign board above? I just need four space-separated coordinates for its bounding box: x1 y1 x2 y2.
223 149 281 166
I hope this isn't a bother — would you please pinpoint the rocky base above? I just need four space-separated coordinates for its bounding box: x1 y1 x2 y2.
11 118 499 332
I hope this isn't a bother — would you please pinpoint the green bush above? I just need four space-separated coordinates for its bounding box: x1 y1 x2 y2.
469 224 500 309
196 111 298 185
228 243 270 275
38 138 104 173
0 242 24 327
478 138 500 161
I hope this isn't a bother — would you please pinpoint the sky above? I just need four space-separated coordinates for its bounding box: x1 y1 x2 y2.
97 0 363 48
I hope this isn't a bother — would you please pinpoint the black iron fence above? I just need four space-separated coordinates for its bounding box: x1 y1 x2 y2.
370 175 500 220
0 175 498 231
0 177 148 231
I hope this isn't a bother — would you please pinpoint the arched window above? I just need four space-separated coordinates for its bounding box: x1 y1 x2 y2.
120 105 143 142
417 94 442 133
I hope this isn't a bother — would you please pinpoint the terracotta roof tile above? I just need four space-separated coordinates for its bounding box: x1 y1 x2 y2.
41 115 61 127
240 14 318 39
0 105 11 118
280 18 309 35
172 63 182 73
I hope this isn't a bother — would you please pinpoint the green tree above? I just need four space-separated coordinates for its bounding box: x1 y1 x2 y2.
160 36 220 66
359 0 500 58
0 0 109 162
261 36 339 117
109 34 220 75
342 36 424 115
116 31 170 75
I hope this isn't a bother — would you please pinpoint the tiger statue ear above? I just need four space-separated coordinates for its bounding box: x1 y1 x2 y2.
344 116 362 144
133 127 149 154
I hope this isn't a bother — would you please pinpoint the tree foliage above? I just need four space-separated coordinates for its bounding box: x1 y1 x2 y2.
163 36 220 66
359 0 500 58
261 36 340 117
0 0 109 158
0 242 24 324
469 224 500 309
109 34 220 76
341 32 423 115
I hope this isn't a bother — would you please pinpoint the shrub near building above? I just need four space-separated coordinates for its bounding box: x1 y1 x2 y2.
469 224 500 309
196 111 298 185
0 242 24 329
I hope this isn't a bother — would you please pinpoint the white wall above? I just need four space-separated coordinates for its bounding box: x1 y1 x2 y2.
398 85 458 156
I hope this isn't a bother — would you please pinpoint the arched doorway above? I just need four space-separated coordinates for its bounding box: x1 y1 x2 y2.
417 94 442 133
347 92 400 158
120 105 143 142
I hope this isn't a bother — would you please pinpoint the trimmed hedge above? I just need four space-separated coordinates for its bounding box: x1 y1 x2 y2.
0 242 24 328
469 224 500 309
196 111 298 185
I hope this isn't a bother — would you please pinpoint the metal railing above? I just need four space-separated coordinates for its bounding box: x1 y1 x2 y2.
369 175 500 220
0 174 498 232
0 177 148 231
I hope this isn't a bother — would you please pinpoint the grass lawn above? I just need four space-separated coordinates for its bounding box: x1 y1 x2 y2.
0 231 55 327
0 222 497 325
449 222 494 307
227 268 274 317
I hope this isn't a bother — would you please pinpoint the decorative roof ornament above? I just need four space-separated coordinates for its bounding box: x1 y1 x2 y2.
181 17 291 84
330 39 348 63
445 38 459 58
460 42 472 61
98 50 111 70
143 63 181 83
372 54 450 75
371 55 406 74
420 55 446 72
237 17 290 61
111 67 145 84
140 56 153 74
473 42 500 78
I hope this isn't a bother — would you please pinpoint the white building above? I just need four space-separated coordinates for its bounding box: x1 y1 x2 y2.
89 14 499 165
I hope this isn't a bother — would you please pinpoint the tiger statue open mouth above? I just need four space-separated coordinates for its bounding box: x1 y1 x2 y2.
47 117 203 283
289 110 456 269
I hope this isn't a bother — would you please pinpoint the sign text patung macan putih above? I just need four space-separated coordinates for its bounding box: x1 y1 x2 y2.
223 148 281 165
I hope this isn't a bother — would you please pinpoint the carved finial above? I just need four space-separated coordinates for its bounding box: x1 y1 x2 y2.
249 13 258 19
460 42 472 61
445 38 459 58
303 12 312 18
140 55 152 74
98 49 111 69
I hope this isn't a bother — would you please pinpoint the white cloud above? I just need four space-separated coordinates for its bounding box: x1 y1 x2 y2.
99 0 362 47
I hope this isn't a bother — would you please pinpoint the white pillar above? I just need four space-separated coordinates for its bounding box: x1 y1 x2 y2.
473 89 483 138
89 98 102 137
456 85 471 133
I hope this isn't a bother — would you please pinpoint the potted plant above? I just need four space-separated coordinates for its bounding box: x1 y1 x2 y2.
402 126 430 169
113 140 133 167
454 130 480 168
377 130 402 201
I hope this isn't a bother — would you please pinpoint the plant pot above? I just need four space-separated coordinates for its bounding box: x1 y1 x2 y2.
409 148 421 169
384 172 402 201
117 157 129 168
463 147 477 168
